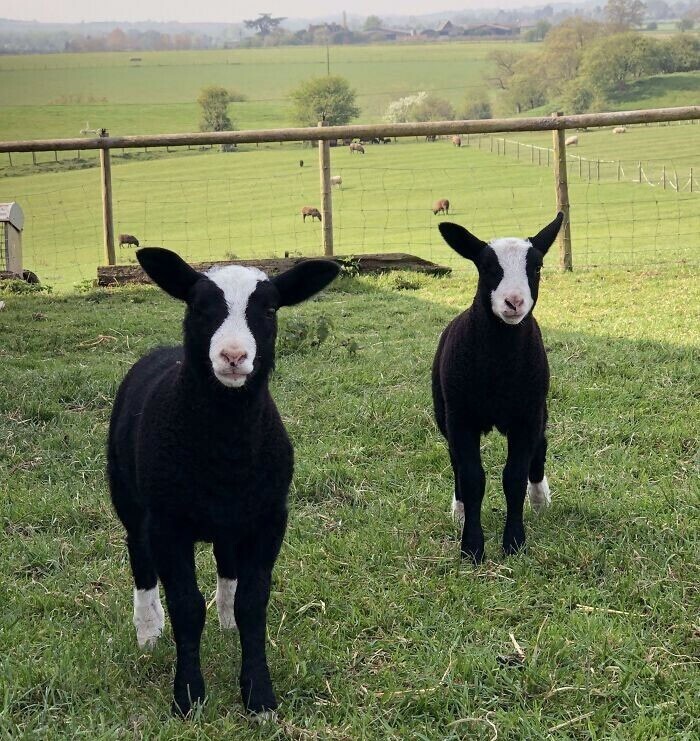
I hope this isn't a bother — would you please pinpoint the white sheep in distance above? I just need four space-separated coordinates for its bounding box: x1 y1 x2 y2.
330 175 342 189
565 135 578 146
613 126 627 134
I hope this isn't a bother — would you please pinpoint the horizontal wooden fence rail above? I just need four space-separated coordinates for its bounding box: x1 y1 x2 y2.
0 106 699 152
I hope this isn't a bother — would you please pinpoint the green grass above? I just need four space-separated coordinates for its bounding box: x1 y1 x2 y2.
0 43 529 143
2 136 698 290
1 266 698 738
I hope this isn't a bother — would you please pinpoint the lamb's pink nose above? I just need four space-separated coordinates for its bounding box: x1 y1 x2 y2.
504 295 525 311
220 348 248 367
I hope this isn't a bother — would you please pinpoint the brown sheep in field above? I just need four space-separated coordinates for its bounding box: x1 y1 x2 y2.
349 142 365 154
301 206 322 222
433 199 450 215
119 233 140 247
452 135 462 147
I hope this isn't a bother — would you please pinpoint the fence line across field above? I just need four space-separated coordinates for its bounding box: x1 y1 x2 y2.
1 104 699 282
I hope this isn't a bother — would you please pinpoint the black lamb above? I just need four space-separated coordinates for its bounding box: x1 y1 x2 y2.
432 213 564 563
107 248 340 716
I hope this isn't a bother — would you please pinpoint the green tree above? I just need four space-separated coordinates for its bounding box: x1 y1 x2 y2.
411 93 455 121
198 86 234 132
580 33 661 95
677 17 694 31
461 92 492 119
290 76 360 127
244 13 286 37
364 15 383 31
604 0 646 31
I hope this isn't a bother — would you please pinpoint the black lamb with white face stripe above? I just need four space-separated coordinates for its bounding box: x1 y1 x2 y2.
107 249 340 717
432 213 563 563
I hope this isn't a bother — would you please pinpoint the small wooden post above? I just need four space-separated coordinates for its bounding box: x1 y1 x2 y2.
691 167 694 193
578 157 582 179
517 141 520 159
490 137 494 153
638 161 642 182
54 150 58 163
596 159 600 182
7 152 12 167
552 112 573 272
31 151 37 166
617 161 621 181
99 132 116 266
662 165 666 190
318 121 333 256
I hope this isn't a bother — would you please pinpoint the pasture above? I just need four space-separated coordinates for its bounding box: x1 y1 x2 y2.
0 43 529 142
2 126 699 290
1 266 698 738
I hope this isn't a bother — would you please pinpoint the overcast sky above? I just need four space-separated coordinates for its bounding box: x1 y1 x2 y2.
1 0 556 24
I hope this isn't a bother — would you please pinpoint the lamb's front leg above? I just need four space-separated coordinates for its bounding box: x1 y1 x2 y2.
449 426 486 564
154 532 206 717
213 541 238 630
234 515 286 715
235 563 277 714
502 430 535 555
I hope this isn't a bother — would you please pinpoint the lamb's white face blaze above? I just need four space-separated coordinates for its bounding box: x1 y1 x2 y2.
206 265 268 387
488 238 534 325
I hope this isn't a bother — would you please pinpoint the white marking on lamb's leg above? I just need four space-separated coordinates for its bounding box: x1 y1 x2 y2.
216 576 237 630
452 494 465 526
133 586 165 649
527 475 551 512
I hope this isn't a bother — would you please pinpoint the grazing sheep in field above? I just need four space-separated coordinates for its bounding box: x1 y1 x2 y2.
452 135 462 147
382 137 391 144
426 135 437 142
433 213 564 563
108 248 340 716
301 206 322 222
433 199 450 215
342 138 353 146
565 135 578 146
119 233 140 248
613 126 627 134
299 160 304 167
330 175 342 189
349 142 365 154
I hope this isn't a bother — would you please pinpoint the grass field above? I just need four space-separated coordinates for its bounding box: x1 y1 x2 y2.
0 43 698 289
1 266 698 738
2 131 698 290
0 43 528 143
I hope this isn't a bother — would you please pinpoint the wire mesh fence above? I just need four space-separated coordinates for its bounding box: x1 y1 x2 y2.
1 112 698 290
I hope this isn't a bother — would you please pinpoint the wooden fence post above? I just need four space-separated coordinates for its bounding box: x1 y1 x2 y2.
552 112 573 272
318 121 334 256
99 132 116 266
691 167 694 193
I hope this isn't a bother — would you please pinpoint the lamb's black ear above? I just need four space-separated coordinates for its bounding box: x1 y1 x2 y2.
528 212 564 256
136 248 201 302
272 259 341 307
438 222 488 263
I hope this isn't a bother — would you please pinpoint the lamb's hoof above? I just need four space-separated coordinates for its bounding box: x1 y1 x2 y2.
172 677 206 718
452 495 465 527
460 530 485 564
133 587 165 650
527 476 551 512
502 524 526 556
252 710 278 724
216 577 238 630
241 675 277 715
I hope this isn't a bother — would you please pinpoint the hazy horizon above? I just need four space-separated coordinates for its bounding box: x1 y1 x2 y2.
0 0 571 25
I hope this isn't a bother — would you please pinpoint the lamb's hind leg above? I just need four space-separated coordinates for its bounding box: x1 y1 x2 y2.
213 540 238 631
128 526 165 650
527 433 551 512
109 466 164 650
